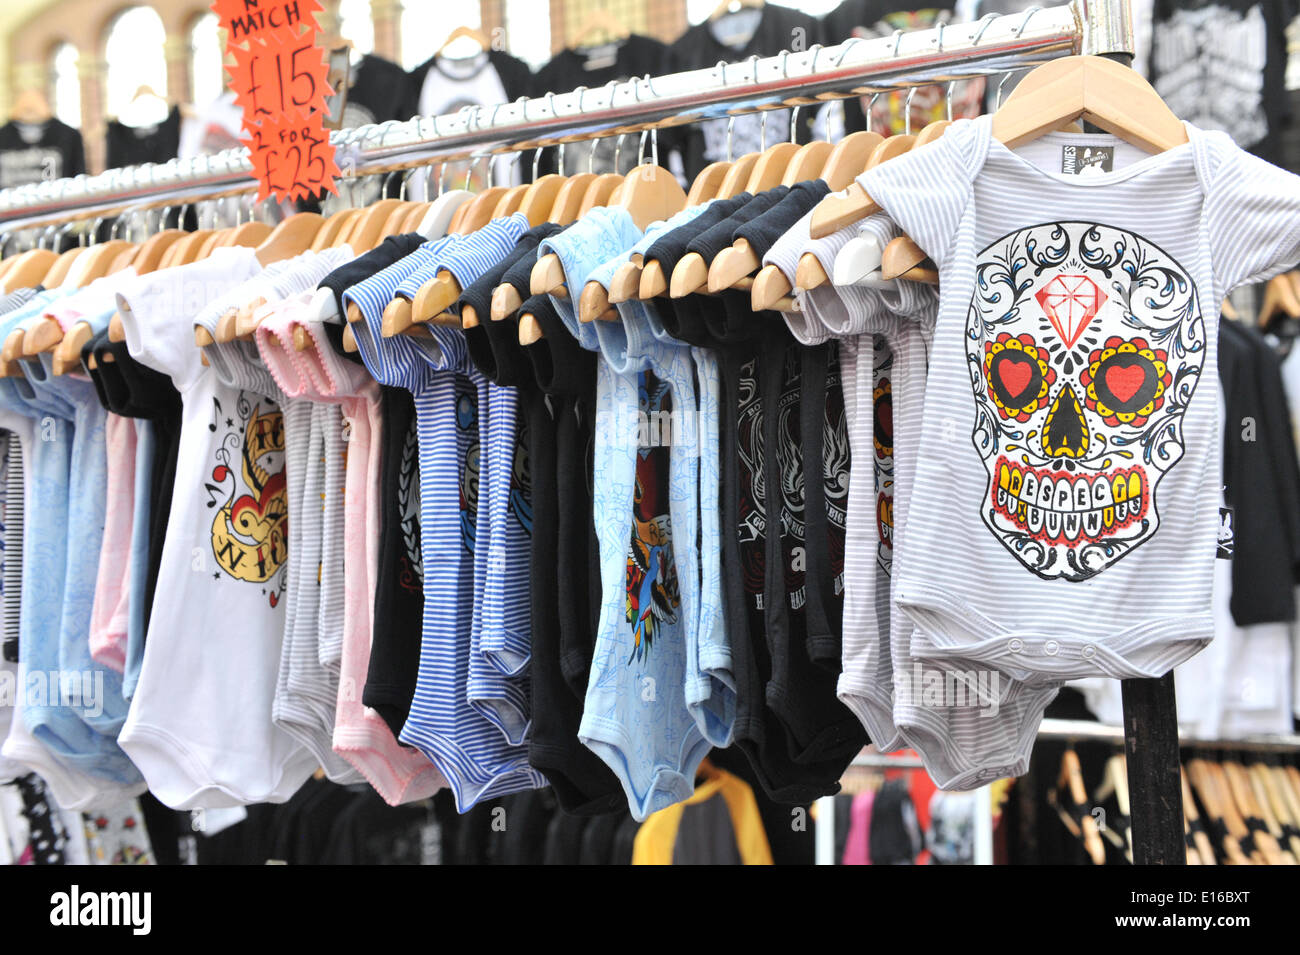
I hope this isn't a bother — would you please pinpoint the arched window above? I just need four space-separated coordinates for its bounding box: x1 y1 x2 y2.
49 42 81 128
189 12 225 109
338 0 375 55
103 6 168 117
402 2 483 69
503 0 549 70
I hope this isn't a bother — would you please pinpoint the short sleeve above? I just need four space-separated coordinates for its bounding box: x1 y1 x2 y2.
117 250 259 391
855 119 981 270
1203 137 1300 293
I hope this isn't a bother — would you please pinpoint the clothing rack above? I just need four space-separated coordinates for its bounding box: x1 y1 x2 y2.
0 0 1191 867
0 0 1125 234
1039 719 1300 753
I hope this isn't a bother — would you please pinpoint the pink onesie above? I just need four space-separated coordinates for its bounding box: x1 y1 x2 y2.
88 413 136 672
256 294 445 804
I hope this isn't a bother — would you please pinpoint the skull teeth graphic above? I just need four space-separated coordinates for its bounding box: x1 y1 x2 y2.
966 222 1203 582
991 456 1148 544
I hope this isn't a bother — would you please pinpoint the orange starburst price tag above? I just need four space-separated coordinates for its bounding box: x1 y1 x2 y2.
210 0 323 45
228 32 330 124
244 111 340 203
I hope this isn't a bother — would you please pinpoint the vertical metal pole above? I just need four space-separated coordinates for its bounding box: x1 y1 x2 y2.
1079 0 1186 866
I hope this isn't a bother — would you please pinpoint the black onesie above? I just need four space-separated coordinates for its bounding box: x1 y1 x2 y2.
518 294 624 814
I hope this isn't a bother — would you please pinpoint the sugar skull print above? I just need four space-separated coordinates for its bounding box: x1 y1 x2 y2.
966 221 1204 581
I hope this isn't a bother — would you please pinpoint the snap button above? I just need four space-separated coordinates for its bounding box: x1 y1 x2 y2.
1082 645 1097 658
1008 639 1024 652
1044 640 1059 656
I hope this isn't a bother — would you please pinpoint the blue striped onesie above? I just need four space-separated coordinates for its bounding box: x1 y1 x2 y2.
346 218 544 810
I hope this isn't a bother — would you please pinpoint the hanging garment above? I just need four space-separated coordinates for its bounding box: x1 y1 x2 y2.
0 119 85 188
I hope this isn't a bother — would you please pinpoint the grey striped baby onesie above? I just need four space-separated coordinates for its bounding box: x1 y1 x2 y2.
859 115 1300 687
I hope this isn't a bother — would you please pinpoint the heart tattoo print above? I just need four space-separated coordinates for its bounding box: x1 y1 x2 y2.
966 221 1204 581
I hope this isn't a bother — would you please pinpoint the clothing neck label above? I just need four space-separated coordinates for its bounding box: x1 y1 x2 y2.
1061 144 1114 176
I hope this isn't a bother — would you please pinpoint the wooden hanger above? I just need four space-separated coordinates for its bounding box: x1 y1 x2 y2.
157 229 206 269
52 230 179 369
490 282 525 322
310 208 361 251
517 174 566 225
1054 748 1106 865
41 246 86 288
749 131 888 308
347 198 404 251
780 139 832 187
578 280 618 323
820 130 883 191
401 202 433 232
1 248 56 293
881 236 938 283
132 229 186 274
221 219 273 249
70 240 133 287
492 185 529 218
810 55 1189 239
548 172 599 225
21 239 136 358
715 151 760 198
1188 758 1256 865
742 136 798 194
1222 760 1288 865
254 212 323 267
686 160 730 206
379 201 416 236
706 132 835 295
607 259 645 304
577 173 623 217
1090 754 1132 863
1258 273 1300 327
1246 762 1299 864
1182 769 1218 865
438 25 490 56
530 255 567 297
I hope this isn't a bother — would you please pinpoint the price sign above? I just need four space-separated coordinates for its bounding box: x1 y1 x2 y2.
243 111 341 203
212 0 338 204
228 31 330 123
211 0 323 46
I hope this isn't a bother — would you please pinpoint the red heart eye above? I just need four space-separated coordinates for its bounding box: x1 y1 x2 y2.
1095 354 1157 412
990 351 1042 406
874 394 893 441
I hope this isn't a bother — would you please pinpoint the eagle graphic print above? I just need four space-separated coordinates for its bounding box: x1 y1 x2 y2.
966 221 1204 581
625 370 680 664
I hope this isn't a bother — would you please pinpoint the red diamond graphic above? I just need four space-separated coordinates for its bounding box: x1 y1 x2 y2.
1034 274 1106 349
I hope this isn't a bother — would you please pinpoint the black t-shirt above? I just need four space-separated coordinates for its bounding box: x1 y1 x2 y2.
543 809 589 865
534 35 672 177
516 297 624 815
339 54 410 128
106 107 181 169
666 6 822 179
498 789 557 865
820 1 961 135
1220 320 1300 624
321 788 430 865
801 341 850 671
0 119 84 188
760 328 865 767
1150 0 1296 164
362 386 426 738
